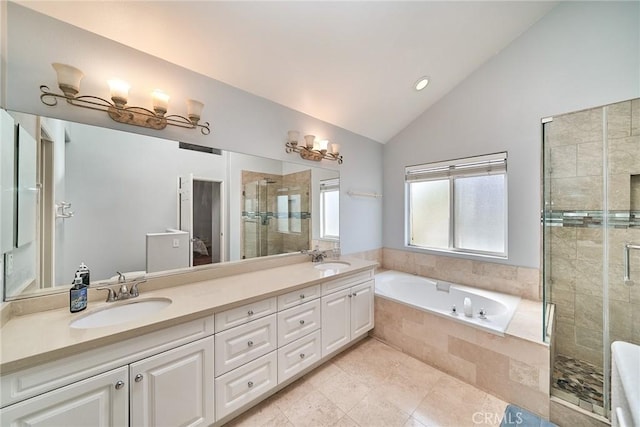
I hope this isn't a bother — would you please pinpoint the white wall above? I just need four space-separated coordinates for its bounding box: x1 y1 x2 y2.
384 1 640 268
4 3 383 259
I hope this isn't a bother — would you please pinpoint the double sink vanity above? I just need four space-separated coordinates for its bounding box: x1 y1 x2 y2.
0 256 377 426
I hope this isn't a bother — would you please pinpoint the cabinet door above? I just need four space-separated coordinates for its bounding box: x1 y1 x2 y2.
351 280 375 339
130 336 215 427
321 287 351 357
0 366 128 427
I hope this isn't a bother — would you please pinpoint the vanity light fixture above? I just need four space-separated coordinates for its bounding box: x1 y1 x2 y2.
285 131 343 164
40 63 210 135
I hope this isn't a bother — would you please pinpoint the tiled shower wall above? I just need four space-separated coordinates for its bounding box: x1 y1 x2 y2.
546 99 640 367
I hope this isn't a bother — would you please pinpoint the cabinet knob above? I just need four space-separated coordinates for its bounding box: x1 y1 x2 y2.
248 381 254 388
135 374 144 382
348 294 352 298
247 310 254 316
300 353 305 359
299 319 305 325
115 380 125 390
352 293 357 298
299 294 305 299
247 340 254 347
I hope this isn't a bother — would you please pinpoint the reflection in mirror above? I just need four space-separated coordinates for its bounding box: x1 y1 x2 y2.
2 111 339 300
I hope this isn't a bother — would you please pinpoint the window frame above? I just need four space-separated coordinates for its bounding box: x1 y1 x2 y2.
319 178 340 241
404 152 508 258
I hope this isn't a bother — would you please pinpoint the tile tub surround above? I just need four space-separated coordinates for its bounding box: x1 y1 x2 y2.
381 248 541 300
373 296 550 419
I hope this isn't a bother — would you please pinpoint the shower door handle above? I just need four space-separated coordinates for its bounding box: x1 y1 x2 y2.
623 243 640 286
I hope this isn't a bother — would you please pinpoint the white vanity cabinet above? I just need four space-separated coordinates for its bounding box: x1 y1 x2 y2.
130 336 215 427
0 366 129 427
0 316 216 427
321 279 374 357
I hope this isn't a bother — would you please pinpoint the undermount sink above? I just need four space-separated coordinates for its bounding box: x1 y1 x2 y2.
70 297 172 329
314 261 351 271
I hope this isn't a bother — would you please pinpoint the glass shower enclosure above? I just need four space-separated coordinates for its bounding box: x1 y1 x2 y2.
241 170 311 259
543 98 639 419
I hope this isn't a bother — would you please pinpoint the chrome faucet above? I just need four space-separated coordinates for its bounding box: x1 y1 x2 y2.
97 274 147 302
302 247 328 263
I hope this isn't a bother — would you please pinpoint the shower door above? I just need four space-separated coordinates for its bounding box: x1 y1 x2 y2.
543 98 639 420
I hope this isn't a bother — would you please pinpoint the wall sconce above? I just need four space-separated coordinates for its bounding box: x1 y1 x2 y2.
40 63 210 135
285 131 343 164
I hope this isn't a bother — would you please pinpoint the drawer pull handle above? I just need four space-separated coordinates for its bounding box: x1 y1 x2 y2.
248 381 254 388
247 310 254 316
115 380 125 390
300 294 305 299
300 353 305 359
299 319 305 325
135 374 143 382
247 340 254 347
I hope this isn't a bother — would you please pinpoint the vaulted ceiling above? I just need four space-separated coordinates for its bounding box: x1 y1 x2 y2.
17 1 557 143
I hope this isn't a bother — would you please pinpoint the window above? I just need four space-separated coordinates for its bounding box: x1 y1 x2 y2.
405 152 507 257
320 178 339 240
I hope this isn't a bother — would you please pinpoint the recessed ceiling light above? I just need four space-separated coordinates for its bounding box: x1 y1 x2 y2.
414 76 430 91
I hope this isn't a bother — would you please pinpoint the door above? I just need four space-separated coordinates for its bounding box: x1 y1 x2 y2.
351 281 374 339
178 174 194 266
0 367 128 427
130 336 215 427
321 287 351 357
178 175 224 266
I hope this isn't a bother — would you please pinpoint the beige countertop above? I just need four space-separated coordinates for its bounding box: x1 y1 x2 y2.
0 258 377 374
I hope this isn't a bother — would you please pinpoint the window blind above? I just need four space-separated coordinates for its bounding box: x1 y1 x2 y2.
405 152 507 182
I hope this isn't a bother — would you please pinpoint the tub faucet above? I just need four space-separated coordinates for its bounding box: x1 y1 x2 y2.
478 308 487 319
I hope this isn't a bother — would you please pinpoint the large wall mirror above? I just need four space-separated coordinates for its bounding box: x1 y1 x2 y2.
2 111 339 300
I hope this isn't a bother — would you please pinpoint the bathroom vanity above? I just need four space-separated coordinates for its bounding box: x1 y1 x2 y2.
0 258 376 426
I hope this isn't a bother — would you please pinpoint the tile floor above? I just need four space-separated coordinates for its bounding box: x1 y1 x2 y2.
552 354 604 416
225 337 508 427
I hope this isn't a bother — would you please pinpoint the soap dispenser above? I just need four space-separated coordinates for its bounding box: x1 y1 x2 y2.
76 262 90 286
70 272 88 313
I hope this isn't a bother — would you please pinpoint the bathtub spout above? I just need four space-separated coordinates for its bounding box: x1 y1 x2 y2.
463 297 473 317
436 281 450 293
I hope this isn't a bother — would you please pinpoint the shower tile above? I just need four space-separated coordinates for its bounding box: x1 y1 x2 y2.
574 294 603 331
547 107 603 147
550 145 577 178
550 227 577 260
575 343 603 367
550 176 602 210
574 327 602 352
631 304 640 342
608 135 640 175
607 100 632 139
550 257 576 291
575 260 603 296
576 229 603 263
576 142 603 177
607 174 631 211
550 289 575 321
609 300 633 341
632 98 640 136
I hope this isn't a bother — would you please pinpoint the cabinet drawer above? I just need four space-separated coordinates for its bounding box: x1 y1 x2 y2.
321 270 373 295
277 284 321 311
215 351 277 421
215 314 277 376
215 297 276 333
277 299 321 347
277 330 321 384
